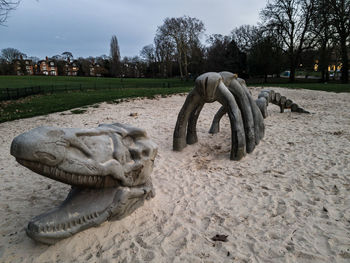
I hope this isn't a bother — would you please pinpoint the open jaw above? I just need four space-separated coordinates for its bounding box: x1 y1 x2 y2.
15 158 153 245
27 186 153 245
15 158 118 188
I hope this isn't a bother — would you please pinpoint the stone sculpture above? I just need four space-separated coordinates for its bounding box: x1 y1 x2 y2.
173 71 265 161
257 89 310 115
10 123 157 244
208 78 310 135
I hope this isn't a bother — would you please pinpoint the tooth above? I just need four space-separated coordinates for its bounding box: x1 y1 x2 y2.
63 171 69 181
74 175 79 184
69 173 74 183
54 168 60 178
59 169 64 179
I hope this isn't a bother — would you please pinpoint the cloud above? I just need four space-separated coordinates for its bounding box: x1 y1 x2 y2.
1 0 267 58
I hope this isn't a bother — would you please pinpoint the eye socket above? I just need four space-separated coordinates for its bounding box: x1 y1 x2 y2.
129 148 140 160
35 152 57 162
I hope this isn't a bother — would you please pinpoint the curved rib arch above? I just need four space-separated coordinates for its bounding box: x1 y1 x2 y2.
209 72 265 150
173 72 247 160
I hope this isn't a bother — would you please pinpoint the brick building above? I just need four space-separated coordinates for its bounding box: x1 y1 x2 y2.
14 59 34 75
37 57 58 76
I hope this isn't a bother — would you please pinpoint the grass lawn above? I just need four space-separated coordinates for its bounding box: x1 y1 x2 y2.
0 87 191 123
0 75 193 89
0 75 349 123
254 82 350 93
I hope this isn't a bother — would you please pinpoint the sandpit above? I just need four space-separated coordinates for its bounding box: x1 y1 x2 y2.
0 87 349 262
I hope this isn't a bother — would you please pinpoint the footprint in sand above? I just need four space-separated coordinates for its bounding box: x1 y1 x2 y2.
272 199 287 217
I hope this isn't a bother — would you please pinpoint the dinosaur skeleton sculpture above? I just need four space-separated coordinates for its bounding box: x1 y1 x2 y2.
10 123 157 244
173 71 265 160
173 71 309 160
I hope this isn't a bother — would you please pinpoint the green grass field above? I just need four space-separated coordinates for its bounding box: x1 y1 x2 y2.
0 75 349 123
0 75 192 89
257 82 350 93
0 87 191 123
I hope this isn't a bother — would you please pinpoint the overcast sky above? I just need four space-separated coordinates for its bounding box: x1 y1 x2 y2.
1 0 267 59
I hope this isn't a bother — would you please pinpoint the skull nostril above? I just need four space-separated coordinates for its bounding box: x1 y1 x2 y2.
35 152 57 162
142 149 150 156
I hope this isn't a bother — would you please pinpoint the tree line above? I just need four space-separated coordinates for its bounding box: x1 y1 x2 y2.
1 0 349 83
115 0 350 83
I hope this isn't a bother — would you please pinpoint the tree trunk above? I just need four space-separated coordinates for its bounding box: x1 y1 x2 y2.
320 42 328 83
289 64 296 83
340 39 349 84
176 41 184 80
177 56 183 80
289 53 296 83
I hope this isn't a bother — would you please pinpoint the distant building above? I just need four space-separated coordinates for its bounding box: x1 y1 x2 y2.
89 63 102 77
37 57 58 76
13 58 34 75
64 59 79 76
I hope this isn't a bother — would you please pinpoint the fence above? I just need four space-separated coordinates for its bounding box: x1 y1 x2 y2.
0 82 193 101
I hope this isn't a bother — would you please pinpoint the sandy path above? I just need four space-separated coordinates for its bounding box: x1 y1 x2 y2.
0 87 349 263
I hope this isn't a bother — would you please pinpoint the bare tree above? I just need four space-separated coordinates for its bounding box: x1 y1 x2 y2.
62 51 73 61
157 16 205 80
140 44 156 77
0 0 19 25
140 44 155 63
231 25 261 53
110 35 121 77
310 0 334 82
1 47 25 62
205 34 248 75
154 33 175 77
261 0 317 82
327 0 350 83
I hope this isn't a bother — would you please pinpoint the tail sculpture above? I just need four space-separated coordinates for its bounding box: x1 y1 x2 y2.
209 81 310 134
256 89 310 118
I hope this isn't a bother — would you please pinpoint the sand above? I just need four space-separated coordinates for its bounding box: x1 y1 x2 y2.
0 87 350 263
